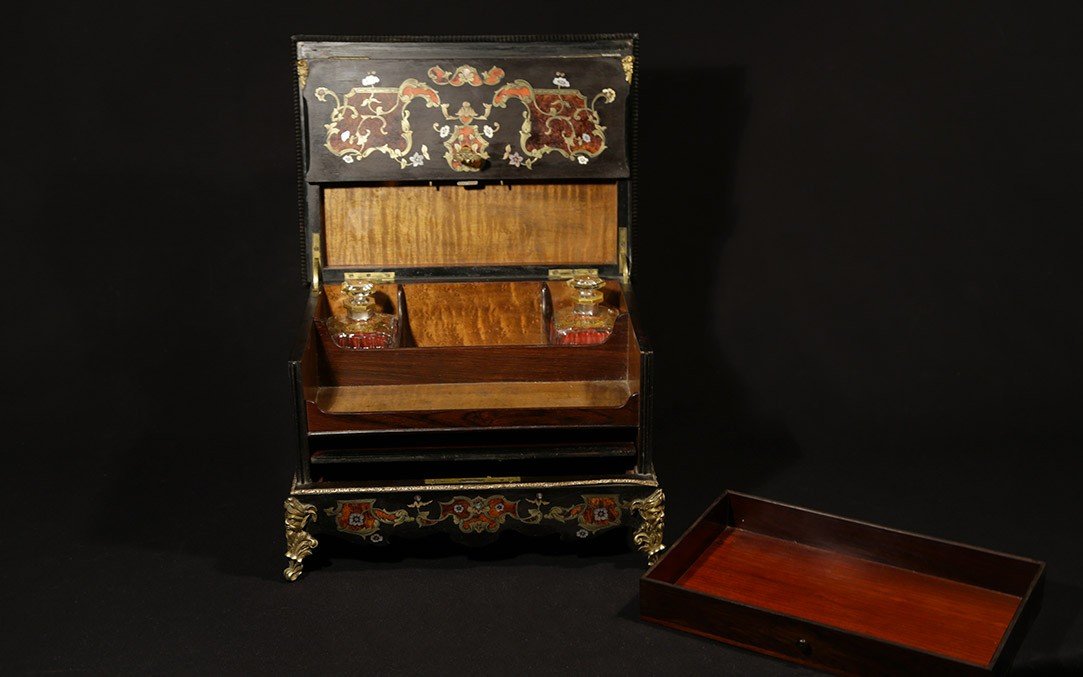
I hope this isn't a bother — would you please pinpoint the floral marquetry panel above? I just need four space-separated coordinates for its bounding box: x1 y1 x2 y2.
302 53 631 182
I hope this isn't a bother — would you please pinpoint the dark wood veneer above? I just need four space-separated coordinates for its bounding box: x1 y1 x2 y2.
305 395 640 432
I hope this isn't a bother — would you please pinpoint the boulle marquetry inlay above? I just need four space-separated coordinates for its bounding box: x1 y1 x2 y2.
324 493 626 539
314 64 618 172
315 79 441 169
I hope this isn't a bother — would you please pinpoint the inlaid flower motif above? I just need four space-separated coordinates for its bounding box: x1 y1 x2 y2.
482 125 495 138
553 72 570 88
576 496 621 531
577 156 589 165
348 513 365 526
342 155 355 164
438 125 450 138
507 151 524 167
453 504 465 514
409 152 425 167
361 73 380 86
576 529 589 538
601 87 616 103
369 533 383 543
340 130 351 142
581 133 591 143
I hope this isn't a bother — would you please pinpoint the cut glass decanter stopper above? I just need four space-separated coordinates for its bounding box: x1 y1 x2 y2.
550 274 618 346
326 280 399 350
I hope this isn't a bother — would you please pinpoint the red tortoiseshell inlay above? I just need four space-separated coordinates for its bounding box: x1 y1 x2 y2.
440 496 520 532
336 500 409 536
526 92 605 155
561 495 622 530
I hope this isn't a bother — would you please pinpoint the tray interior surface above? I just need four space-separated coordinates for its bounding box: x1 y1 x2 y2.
675 525 1022 666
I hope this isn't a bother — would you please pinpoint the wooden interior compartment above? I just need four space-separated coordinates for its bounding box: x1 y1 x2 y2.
322 280 626 347
323 183 618 268
311 281 640 415
642 492 1045 674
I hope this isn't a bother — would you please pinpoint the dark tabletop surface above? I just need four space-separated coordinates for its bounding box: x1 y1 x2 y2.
6 2 1082 674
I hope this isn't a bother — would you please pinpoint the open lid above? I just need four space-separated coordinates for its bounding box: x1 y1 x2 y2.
293 35 638 285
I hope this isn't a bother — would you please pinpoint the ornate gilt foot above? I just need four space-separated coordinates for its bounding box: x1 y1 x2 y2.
284 497 318 581
629 488 666 565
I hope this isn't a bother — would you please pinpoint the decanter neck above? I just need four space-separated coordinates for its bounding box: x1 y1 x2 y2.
341 281 378 321
567 274 606 315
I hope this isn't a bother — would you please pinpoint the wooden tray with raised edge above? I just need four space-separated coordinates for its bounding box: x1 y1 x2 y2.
640 491 1044 675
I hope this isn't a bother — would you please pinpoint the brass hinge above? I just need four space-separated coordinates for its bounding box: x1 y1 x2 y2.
296 59 308 90
548 267 599 279
618 228 630 279
310 236 321 292
344 271 396 283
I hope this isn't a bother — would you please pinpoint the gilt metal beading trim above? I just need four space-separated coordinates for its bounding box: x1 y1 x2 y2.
290 476 659 495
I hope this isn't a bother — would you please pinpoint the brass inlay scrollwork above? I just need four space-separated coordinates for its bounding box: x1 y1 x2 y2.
315 79 440 168
629 488 665 565
314 62 618 172
328 493 628 538
493 80 615 169
283 497 318 582
428 64 505 87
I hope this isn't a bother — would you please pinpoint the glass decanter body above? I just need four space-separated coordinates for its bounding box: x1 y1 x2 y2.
550 274 618 346
326 281 399 350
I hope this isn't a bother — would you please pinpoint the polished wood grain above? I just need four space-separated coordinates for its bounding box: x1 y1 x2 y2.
678 528 1019 665
316 380 633 413
305 395 640 432
726 493 1041 596
323 183 618 268
402 281 546 346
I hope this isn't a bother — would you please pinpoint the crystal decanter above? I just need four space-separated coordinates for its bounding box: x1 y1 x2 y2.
550 274 618 346
326 280 398 350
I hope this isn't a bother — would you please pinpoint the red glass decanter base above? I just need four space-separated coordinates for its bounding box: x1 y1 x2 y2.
334 332 394 349
554 329 611 346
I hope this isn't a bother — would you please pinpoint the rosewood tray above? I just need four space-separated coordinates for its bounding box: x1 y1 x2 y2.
640 491 1044 675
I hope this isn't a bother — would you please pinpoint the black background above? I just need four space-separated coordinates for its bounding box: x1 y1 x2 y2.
7 2 1083 674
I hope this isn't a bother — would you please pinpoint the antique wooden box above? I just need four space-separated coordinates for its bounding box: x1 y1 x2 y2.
284 35 663 580
641 491 1045 675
